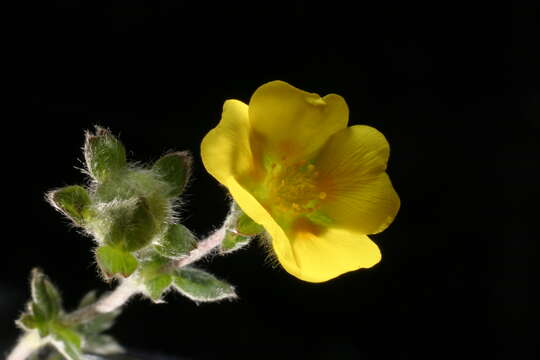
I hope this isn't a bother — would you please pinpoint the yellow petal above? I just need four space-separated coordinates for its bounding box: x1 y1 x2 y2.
274 221 381 282
316 125 400 234
248 80 349 161
225 177 299 271
201 99 253 182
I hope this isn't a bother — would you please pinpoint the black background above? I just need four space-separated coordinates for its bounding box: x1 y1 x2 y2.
4 1 538 359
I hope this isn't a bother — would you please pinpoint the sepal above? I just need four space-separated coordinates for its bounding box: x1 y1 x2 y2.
221 231 251 254
84 126 127 182
235 212 264 236
47 186 92 226
152 151 192 198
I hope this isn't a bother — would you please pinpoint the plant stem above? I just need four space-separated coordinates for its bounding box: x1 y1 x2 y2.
8 215 231 360
7 331 46 360
62 278 141 327
175 226 227 268
64 221 230 327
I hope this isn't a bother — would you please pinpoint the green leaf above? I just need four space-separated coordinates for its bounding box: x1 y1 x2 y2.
139 254 173 302
83 334 124 355
221 231 251 254
79 310 120 335
152 151 192 197
154 224 197 258
50 324 83 360
84 126 127 182
235 212 264 236
145 274 172 302
31 268 62 321
96 245 138 278
77 290 121 335
77 290 98 308
172 267 236 302
48 185 92 226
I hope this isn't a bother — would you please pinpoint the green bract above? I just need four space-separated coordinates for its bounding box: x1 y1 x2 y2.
220 209 263 254
235 212 264 236
221 231 251 254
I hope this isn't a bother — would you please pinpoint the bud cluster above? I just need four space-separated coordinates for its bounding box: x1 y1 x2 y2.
11 127 265 360
48 126 192 279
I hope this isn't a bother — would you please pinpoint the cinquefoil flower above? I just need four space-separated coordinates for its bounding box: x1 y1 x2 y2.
201 81 400 282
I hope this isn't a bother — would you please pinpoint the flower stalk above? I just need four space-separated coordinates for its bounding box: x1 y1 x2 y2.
7 331 46 360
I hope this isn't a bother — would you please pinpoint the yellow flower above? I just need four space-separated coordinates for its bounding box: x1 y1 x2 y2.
201 81 400 282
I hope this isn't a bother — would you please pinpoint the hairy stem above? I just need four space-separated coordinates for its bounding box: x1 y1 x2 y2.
7 331 46 360
175 226 227 267
62 279 141 327
8 214 231 360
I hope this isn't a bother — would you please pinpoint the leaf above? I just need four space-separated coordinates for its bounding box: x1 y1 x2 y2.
77 290 98 308
154 224 197 258
76 290 121 336
221 231 251 254
84 126 127 182
78 309 120 336
50 324 83 360
144 274 173 302
47 185 92 226
31 268 62 321
140 254 173 302
83 334 124 355
172 267 236 302
235 212 264 236
152 151 192 197
96 245 138 278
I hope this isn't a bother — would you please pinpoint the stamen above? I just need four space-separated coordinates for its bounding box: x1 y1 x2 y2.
266 160 325 214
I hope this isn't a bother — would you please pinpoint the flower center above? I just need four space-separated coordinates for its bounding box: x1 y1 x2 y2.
266 161 326 215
